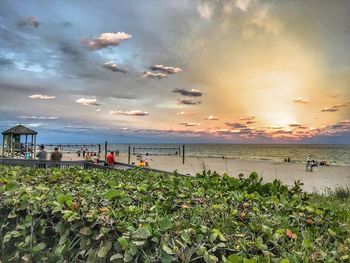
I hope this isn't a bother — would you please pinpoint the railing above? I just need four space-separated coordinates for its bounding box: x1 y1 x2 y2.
0 158 180 175
0 158 87 169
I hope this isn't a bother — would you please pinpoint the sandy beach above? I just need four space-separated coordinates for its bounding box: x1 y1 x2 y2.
62 152 350 193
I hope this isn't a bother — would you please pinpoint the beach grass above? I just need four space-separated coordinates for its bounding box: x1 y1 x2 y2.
0 165 349 262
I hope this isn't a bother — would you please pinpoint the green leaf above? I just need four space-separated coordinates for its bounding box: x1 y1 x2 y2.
181 231 191 244
159 218 173 230
228 254 243 263
132 227 152 240
33 242 46 253
79 227 92 236
204 252 218 263
162 244 174 255
302 239 312 249
110 253 123 260
107 179 116 187
118 237 129 250
5 182 17 191
279 259 289 263
97 241 112 258
87 249 97 263
105 189 119 200
57 194 73 206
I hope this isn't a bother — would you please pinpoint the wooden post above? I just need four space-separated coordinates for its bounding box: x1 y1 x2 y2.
182 145 185 164
25 135 28 151
104 141 108 160
11 134 13 158
33 135 36 159
128 146 131 164
2 135 5 157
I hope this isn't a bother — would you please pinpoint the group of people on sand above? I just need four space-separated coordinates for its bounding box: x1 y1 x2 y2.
84 152 100 163
35 146 154 169
306 155 329 172
36 145 62 161
134 153 152 167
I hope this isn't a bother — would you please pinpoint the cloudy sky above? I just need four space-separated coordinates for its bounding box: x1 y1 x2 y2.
0 0 349 143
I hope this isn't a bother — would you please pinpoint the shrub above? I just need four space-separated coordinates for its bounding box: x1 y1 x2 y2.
0 166 349 262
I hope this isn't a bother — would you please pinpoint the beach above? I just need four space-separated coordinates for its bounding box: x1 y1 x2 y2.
62 152 350 193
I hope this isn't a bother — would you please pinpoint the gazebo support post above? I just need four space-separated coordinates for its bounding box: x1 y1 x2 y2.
33 135 36 159
11 134 14 158
2 135 4 157
25 135 28 153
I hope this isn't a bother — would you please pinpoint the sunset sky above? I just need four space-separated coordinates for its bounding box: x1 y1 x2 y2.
0 0 349 143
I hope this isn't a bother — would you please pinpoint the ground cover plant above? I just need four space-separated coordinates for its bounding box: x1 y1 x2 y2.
0 165 349 262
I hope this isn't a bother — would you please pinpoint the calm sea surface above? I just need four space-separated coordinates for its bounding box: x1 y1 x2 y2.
109 144 350 166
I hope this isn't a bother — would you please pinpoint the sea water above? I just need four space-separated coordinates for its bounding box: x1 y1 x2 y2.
109 144 350 166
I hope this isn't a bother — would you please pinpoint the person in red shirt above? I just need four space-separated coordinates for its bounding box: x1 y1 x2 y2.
106 151 115 168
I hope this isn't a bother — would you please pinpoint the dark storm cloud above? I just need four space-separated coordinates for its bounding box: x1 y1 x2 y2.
172 88 202 97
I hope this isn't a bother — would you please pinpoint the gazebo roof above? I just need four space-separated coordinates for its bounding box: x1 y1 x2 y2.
2 125 38 135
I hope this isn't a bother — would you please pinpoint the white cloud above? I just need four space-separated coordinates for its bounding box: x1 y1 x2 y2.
252 5 282 35
82 32 131 49
29 94 56 100
176 111 198 115
142 71 167 79
236 0 252 12
75 98 99 106
205 115 219 120
109 110 149 116
197 2 213 19
18 116 58 120
179 122 201 127
293 97 308 104
321 106 338 112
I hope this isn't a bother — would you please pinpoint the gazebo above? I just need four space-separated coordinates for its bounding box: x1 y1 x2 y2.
1 125 38 158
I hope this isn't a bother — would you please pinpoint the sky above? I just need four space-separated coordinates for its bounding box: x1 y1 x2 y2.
0 0 349 143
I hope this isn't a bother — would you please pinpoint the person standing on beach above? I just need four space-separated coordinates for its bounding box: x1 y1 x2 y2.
92 152 99 164
106 151 115 168
36 145 47 161
50 147 62 162
144 153 152 167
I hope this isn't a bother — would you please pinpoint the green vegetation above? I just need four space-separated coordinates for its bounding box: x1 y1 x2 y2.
0 165 349 262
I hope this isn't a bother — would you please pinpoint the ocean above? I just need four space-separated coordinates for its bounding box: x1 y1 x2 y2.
1 143 350 166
